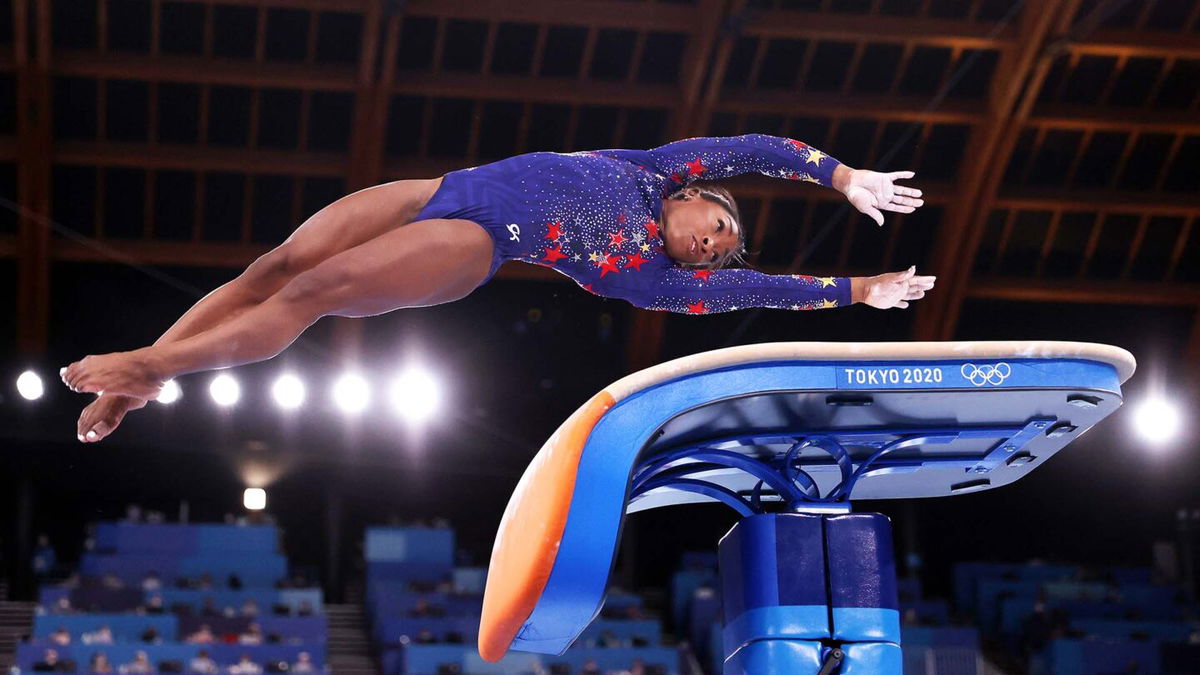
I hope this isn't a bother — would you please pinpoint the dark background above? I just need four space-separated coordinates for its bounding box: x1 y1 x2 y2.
2 0 1198 605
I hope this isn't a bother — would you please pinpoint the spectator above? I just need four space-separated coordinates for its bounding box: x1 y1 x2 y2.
227 655 263 675
50 626 71 646
139 625 161 644
198 573 214 590
185 624 215 644
239 623 264 645
414 629 436 644
89 652 114 674
290 652 316 674
32 535 57 580
33 648 74 672
82 625 114 645
228 574 243 590
580 659 601 675
240 599 259 618
141 572 162 591
120 651 153 674
53 596 74 614
100 574 124 590
200 598 221 617
297 600 314 617
141 594 165 615
187 649 219 674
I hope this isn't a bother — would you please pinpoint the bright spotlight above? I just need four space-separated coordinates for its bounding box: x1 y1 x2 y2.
243 488 266 511
155 380 181 405
1131 397 1182 444
272 374 306 410
17 370 44 401
389 368 442 423
209 373 241 407
333 373 370 414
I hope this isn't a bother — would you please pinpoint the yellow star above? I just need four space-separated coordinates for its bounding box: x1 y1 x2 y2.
815 276 837 288
800 172 820 184
640 243 651 253
819 298 838 309
805 148 826 165
588 251 601 262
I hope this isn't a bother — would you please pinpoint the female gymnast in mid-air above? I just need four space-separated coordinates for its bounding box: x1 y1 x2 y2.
61 133 934 442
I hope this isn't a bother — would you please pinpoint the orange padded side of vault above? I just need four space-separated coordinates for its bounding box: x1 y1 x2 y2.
478 390 616 662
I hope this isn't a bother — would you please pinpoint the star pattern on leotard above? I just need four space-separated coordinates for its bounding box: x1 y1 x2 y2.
439 135 850 314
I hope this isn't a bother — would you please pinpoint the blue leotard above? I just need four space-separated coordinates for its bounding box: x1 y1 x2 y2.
414 133 852 314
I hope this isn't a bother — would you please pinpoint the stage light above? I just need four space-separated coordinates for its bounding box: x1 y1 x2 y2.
333 373 370 414
209 373 241 407
243 488 266 511
156 380 181 405
17 370 44 401
272 374 306 410
389 367 442 423
1131 396 1182 444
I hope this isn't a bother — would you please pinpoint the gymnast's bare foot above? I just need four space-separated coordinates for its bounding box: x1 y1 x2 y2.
61 348 166 399
77 394 147 443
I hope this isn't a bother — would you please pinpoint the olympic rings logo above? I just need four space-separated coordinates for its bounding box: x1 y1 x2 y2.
960 362 1012 386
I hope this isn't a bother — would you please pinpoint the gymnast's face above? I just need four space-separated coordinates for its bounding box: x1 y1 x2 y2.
660 187 741 267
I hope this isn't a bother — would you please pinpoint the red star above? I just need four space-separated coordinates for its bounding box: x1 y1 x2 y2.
582 283 596 294
644 219 660 240
692 269 712 282
617 213 627 224
541 245 567 265
597 254 622 278
608 229 628 248
685 157 707 176
785 172 800 180
788 139 808 152
624 252 648 271
545 221 563 241
686 300 708 314
670 172 683 183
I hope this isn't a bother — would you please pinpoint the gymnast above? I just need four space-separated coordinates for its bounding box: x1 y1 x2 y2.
60 133 934 442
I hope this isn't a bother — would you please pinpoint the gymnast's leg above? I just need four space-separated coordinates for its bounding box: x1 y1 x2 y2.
75 178 443 440
63 218 493 400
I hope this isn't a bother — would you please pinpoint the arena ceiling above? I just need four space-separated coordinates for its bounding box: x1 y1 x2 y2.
2 0 1198 380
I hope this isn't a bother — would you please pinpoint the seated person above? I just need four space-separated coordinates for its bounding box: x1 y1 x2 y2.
89 652 114 674
289 652 316 674
227 654 263 675
296 600 314 617
50 626 72 645
139 625 162 644
187 649 219 674
141 572 163 591
53 596 75 614
227 574 243 591
413 629 436 644
185 624 216 644
33 648 76 672
240 600 259 618
580 659 601 675
82 625 114 645
100 574 123 590
119 650 153 674
238 623 264 645
200 598 221 617
198 574 214 590
141 594 165 615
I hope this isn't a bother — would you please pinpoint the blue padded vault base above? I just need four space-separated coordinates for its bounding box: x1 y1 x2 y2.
719 512 901 675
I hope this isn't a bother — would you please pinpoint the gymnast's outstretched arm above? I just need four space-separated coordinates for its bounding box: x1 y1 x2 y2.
599 133 924 226
602 265 934 314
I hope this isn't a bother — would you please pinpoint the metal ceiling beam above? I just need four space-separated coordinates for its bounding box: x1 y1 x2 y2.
401 0 698 32
14 0 52 356
968 278 1200 307
913 0 1077 341
741 10 1016 48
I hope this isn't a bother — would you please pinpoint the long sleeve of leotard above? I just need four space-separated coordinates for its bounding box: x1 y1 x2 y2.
597 133 844 190
600 264 852 314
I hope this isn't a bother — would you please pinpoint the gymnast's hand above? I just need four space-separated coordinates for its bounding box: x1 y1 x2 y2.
832 166 924 226
76 393 146 443
851 266 936 310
